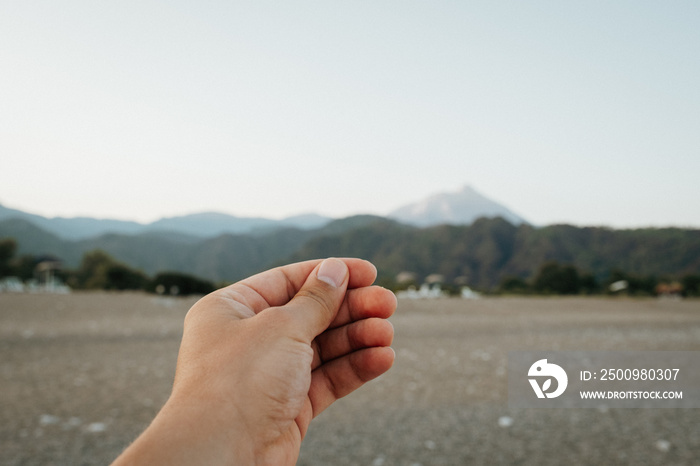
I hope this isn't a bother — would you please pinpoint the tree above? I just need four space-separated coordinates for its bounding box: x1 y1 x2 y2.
499 276 531 294
681 274 700 297
72 250 117 289
11 255 38 281
0 238 18 277
578 273 599 295
148 272 215 296
533 261 580 295
105 264 148 290
72 250 146 290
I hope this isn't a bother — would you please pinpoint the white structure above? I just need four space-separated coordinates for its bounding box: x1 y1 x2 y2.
609 280 628 293
396 283 448 299
0 277 25 293
0 276 70 294
460 286 481 299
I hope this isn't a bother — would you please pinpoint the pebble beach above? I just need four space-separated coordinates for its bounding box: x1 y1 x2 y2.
1 293 699 465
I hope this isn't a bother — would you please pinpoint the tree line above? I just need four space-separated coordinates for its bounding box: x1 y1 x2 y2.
497 261 700 297
3 215 700 290
288 217 700 296
0 238 215 296
3 214 700 297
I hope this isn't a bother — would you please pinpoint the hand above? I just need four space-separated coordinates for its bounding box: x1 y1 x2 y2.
112 258 396 465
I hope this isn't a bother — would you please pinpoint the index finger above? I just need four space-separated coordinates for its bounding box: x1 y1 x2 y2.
329 285 397 329
223 258 378 314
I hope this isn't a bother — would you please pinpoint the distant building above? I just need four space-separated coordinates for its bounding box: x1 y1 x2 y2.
656 282 682 299
33 257 70 293
395 271 418 284
424 274 445 285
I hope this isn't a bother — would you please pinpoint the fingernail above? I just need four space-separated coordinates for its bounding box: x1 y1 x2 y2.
317 258 347 288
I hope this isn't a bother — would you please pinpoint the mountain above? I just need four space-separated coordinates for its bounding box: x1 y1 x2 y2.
275 213 332 230
0 218 79 262
0 204 144 240
2 216 700 289
0 203 332 240
1 185 522 239
4 189 699 290
288 218 700 289
0 215 393 282
146 212 278 237
388 185 527 227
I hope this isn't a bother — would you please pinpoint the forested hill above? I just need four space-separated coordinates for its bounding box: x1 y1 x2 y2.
288 217 700 289
1 216 699 289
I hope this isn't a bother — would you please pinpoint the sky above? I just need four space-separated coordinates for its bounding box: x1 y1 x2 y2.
1 1 699 228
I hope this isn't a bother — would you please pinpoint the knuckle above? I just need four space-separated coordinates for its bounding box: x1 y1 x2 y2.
183 295 213 327
295 287 336 315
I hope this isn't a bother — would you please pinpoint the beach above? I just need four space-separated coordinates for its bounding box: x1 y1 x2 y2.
1 292 699 465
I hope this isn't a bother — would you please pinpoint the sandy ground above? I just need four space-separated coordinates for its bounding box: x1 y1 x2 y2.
1 292 699 465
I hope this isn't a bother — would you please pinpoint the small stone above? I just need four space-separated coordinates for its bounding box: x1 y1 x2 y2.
86 422 107 433
39 414 60 426
424 440 436 450
655 439 671 452
498 416 514 428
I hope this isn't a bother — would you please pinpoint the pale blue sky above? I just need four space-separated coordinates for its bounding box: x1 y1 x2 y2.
2 1 699 227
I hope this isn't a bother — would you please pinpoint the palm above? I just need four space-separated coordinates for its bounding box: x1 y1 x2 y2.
176 259 396 465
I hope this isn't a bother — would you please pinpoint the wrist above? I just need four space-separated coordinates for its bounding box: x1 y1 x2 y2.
113 394 255 465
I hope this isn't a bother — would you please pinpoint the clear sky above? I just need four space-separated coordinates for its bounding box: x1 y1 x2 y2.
1 1 699 227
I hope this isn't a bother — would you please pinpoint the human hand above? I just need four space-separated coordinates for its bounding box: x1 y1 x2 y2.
112 258 396 465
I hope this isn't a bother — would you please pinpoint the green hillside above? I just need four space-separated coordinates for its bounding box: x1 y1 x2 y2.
2 216 699 290
288 218 700 289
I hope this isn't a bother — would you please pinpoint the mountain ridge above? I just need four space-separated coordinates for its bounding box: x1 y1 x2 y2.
2 215 699 289
388 185 527 227
0 204 333 240
0 185 525 240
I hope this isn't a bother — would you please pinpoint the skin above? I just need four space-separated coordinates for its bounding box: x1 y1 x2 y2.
111 258 396 465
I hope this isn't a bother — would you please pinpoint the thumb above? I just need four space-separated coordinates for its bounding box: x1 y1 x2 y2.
283 258 349 342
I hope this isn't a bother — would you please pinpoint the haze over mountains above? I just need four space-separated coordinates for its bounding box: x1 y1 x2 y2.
0 185 524 240
0 203 332 240
2 213 698 290
4 186 697 289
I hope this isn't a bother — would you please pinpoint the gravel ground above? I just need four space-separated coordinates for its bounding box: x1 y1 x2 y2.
1 292 699 465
